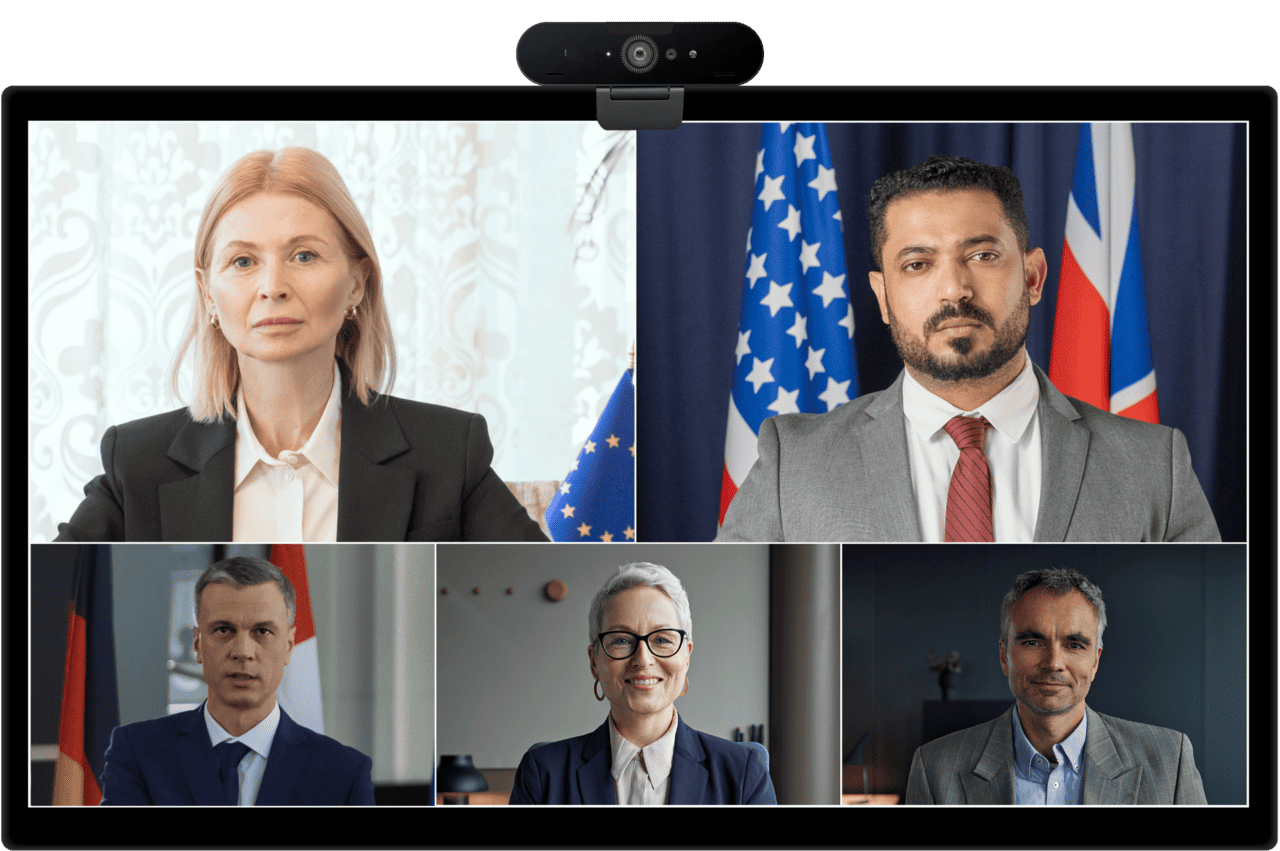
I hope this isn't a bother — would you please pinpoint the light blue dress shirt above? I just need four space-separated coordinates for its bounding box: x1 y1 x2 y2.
1011 706 1086 805
203 700 281 806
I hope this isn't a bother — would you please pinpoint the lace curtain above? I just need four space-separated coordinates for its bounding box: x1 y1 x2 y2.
28 121 635 541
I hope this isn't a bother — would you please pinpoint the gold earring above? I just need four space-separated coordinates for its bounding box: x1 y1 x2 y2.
594 680 605 701
346 303 358 321
680 674 690 697
209 313 220 329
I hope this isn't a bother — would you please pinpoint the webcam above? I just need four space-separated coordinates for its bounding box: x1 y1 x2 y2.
516 22 764 129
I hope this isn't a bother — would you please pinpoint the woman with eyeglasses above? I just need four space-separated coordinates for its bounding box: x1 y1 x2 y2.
509 562 776 804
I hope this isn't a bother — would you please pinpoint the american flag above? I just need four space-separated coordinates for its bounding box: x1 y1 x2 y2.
1050 123 1159 423
546 369 636 542
719 123 859 524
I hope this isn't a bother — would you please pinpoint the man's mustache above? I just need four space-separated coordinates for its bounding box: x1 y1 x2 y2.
925 302 995 334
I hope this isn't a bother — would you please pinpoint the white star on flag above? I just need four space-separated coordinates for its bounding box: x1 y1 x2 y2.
755 148 765 182
745 252 768 288
812 271 847 308
819 377 852 410
760 280 794 317
746 357 775 393
793 132 817 167
805 346 826 379
786 313 808 348
768 386 801 415
736 330 752 363
758 175 786 211
777 205 802 241
808 163 838 201
799 240 821 273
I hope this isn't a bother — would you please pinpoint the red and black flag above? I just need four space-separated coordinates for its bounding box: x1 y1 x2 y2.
53 545 119 805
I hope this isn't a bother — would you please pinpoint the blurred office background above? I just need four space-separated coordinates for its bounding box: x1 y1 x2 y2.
842 543 1246 804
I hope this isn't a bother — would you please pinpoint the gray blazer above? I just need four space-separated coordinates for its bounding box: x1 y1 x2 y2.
905 705 1207 805
716 364 1220 542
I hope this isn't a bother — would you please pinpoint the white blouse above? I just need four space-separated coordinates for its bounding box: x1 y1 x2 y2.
608 711 679 805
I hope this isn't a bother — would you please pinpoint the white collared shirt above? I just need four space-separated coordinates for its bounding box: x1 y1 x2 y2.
232 361 342 542
608 711 679 805
1011 706 1087 805
203 700 281 806
901 357 1042 542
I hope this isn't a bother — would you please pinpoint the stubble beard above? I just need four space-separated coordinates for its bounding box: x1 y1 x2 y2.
888 287 1031 383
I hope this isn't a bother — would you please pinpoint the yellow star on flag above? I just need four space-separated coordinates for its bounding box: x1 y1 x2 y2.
577 522 592 537
629 444 636 457
583 440 597 454
606 434 620 448
600 531 614 542
623 526 636 540
560 504 575 519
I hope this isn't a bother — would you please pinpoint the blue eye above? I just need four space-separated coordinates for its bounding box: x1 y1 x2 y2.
295 251 315 262
232 257 252 269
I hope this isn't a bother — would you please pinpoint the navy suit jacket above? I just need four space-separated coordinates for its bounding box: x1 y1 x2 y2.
56 363 547 542
509 719 776 804
100 705 375 805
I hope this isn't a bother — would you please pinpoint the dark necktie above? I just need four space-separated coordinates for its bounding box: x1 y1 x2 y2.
943 415 994 542
214 740 251 806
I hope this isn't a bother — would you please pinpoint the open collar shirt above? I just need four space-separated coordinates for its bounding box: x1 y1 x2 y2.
608 711 679 805
232 361 342 542
203 699 280 806
1011 706 1087 805
901 356 1042 542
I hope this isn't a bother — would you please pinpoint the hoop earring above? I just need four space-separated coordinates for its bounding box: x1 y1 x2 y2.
680 675 689 697
594 680 605 701
209 313 220 329
346 303 358 321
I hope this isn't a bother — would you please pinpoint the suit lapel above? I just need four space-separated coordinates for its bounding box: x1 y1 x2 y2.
858 374 923 540
1032 365 1090 542
667 719 709 805
159 417 235 541
337 390 419 541
175 705 225 805
1082 707 1140 804
255 708 307 806
959 708 1016 804
574 722 617 804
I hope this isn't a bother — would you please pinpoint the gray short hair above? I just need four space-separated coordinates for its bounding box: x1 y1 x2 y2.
196 557 296 626
999 568 1106 649
587 562 692 646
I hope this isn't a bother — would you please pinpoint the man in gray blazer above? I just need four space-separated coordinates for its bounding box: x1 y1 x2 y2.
716 156 1219 543
906 568 1207 805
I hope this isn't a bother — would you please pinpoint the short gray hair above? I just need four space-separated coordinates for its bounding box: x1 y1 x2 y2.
999 568 1106 649
587 562 692 646
196 557 296 626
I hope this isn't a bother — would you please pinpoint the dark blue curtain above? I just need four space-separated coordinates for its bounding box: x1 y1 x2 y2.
637 123 1245 542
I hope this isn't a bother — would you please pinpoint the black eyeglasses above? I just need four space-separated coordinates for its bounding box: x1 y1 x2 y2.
596 629 688 659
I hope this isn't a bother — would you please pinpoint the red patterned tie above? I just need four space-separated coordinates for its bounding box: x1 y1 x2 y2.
943 415 994 542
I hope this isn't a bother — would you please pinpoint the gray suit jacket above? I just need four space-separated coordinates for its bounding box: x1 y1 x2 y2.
716 365 1220 542
905 705 1207 805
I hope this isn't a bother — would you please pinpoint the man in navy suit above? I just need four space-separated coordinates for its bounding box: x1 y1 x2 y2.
100 557 374 805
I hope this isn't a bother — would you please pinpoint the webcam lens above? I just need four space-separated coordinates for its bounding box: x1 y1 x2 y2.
665 48 677 60
621 35 658 73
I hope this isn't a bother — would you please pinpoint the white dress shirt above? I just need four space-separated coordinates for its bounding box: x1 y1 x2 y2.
232 361 342 542
203 700 281 806
901 357 1042 542
608 711 679 805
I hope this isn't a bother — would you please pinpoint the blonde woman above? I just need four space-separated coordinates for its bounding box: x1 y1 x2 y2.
58 147 544 543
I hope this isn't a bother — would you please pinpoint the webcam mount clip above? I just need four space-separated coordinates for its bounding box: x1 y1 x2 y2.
596 86 684 130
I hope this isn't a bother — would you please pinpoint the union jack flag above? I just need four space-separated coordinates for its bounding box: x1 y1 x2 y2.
1050 123 1159 422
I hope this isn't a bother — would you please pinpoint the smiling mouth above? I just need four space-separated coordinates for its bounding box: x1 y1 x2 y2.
627 677 662 686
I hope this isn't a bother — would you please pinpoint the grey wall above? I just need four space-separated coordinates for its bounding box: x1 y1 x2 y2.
436 543 769 768
842 543 1247 804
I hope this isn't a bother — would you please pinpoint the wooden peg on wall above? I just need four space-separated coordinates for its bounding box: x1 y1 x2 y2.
545 580 567 602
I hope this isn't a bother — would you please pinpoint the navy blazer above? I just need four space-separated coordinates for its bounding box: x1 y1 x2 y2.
509 719 776 805
56 363 547 542
100 705 374 805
